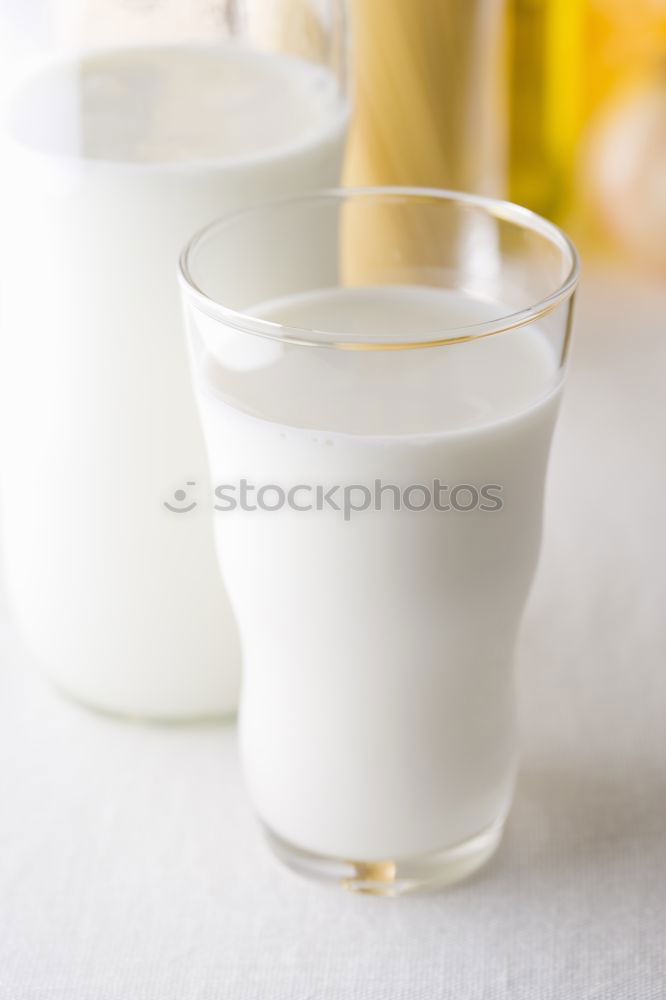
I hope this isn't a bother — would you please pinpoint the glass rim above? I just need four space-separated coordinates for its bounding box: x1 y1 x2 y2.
178 186 580 350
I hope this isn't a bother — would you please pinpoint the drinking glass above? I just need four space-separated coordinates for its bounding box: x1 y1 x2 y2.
179 188 579 892
0 0 349 720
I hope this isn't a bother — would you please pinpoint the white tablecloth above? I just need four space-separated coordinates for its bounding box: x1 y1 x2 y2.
1 269 665 1000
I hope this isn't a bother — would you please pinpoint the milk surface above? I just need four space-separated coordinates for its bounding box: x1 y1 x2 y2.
191 286 562 859
0 46 347 718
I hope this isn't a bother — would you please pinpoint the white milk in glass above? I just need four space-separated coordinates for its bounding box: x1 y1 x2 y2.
0 46 347 718
190 286 561 860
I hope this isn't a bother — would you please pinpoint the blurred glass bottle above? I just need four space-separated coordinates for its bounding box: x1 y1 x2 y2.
581 1 666 273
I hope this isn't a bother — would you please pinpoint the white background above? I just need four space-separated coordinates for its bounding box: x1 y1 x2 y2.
1 270 665 999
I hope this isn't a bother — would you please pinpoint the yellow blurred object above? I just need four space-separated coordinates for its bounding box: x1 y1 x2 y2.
584 0 666 114
577 1 666 265
343 0 506 283
508 0 666 264
345 0 666 256
507 0 584 222
584 72 666 275
344 0 506 194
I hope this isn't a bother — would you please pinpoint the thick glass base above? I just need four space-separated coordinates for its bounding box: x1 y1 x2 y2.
263 819 505 896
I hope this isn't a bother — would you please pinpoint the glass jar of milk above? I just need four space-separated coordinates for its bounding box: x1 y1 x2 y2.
0 1 349 719
179 188 579 893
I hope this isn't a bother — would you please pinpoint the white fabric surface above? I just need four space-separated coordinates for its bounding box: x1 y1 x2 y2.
1 269 665 1000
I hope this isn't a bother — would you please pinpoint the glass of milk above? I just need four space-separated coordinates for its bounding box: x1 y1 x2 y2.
0 1 349 720
179 188 579 894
